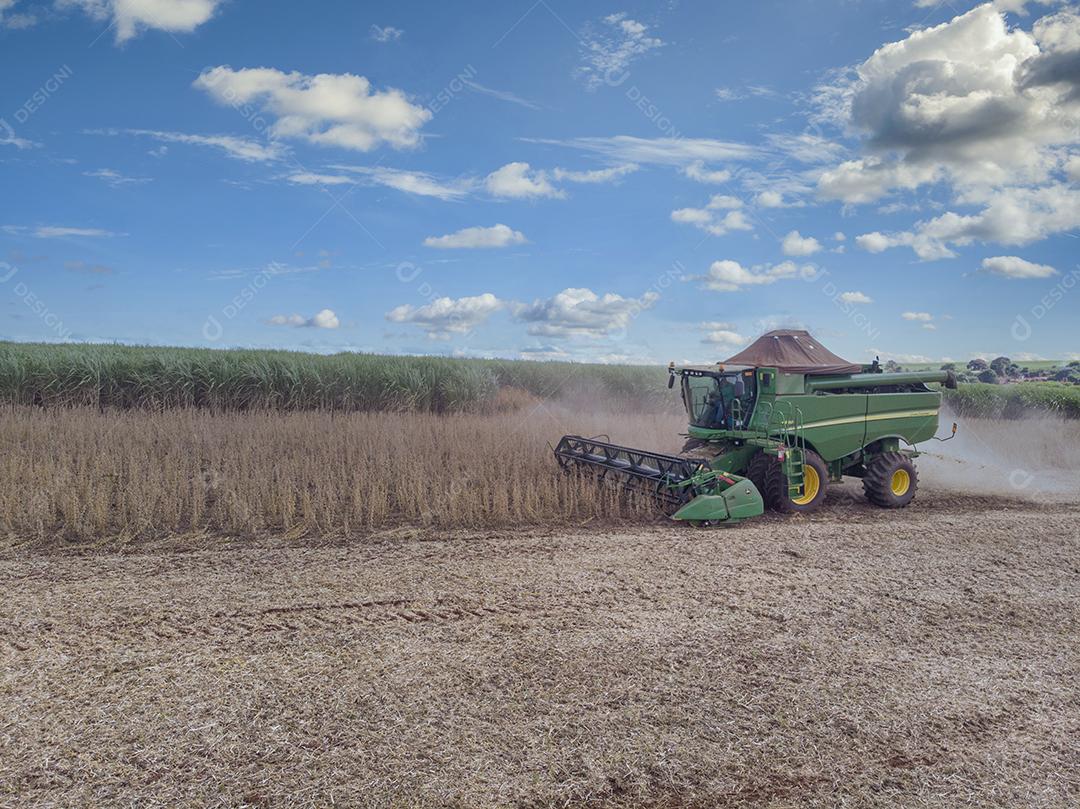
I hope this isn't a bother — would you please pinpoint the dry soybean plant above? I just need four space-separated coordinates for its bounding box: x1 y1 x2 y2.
0 405 685 544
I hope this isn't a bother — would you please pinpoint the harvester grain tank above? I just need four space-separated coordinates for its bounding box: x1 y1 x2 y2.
554 330 957 526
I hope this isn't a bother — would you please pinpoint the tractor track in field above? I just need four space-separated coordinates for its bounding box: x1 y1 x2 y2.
1 597 555 653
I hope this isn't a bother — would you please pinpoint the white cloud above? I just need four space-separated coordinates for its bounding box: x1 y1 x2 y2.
3 225 119 239
855 231 894 253
387 294 503 339
60 0 223 42
514 287 658 338
551 164 638 183
194 66 431 152
83 168 151 187
980 255 1058 278
328 165 474 200
691 259 817 292
268 309 340 329
839 291 873 304
766 133 846 165
462 80 541 110
423 224 527 249
284 172 353 186
902 312 933 322
484 162 564 199
815 4 1080 207
781 230 822 256
834 232 846 242
525 135 758 166
370 24 402 42
706 194 742 210
855 184 1080 259
91 128 285 162
754 190 785 208
682 161 732 183
0 0 35 28
701 324 747 350
576 12 664 91
671 207 752 237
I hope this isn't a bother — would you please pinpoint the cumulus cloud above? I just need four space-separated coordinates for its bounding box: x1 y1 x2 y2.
484 162 564 199
980 255 1058 278
60 0 223 42
576 12 664 91
90 128 286 162
701 322 747 350
682 161 732 183
513 287 658 338
815 4 1080 209
194 66 431 152
754 190 787 208
901 312 933 322
386 294 503 339
690 259 817 292
781 230 822 256
671 193 750 236
370 24 402 42
423 224 527 249
839 291 873 304
268 309 340 329
855 184 1080 259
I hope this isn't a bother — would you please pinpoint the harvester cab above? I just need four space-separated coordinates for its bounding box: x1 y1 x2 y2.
555 329 957 527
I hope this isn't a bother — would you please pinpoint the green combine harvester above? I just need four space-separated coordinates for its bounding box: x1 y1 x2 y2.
554 330 957 526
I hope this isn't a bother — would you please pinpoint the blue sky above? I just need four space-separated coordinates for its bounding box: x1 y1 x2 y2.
1 0 1078 365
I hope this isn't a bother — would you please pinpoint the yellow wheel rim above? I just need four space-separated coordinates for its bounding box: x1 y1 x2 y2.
891 469 911 496
791 464 820 505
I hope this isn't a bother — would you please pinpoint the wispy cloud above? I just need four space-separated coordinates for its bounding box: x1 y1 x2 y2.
524 135 758 166
463 79 541 110
370 24 403 42
88 128 286 162
576 12 664 91
83 168 152 187
3 224 120 239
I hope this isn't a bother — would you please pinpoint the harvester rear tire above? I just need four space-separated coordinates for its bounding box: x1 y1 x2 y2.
863 452 918 508
763 450 828 514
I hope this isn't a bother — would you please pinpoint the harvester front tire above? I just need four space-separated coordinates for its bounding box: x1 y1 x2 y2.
863 452 918 508
764 450 828 514
745 453 772 497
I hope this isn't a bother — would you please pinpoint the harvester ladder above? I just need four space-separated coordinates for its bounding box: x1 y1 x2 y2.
761 401 807 499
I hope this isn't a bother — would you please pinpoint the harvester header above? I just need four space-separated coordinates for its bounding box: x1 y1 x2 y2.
555 330 957 526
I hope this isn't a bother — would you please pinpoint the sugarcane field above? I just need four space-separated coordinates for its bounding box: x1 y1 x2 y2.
4 1 1080 807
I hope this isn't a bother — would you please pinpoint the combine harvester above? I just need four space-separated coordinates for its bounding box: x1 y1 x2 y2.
554 330 957 526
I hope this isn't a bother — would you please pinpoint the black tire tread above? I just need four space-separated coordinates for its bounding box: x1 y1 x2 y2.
760 450 828 513
863 452 918 508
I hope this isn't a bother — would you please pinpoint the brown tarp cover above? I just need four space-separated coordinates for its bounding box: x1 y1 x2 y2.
724 329 863 375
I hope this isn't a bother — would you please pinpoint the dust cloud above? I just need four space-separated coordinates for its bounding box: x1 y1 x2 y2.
918 408 1080 501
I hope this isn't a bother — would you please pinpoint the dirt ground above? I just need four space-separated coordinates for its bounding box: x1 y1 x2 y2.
2 488 1079 808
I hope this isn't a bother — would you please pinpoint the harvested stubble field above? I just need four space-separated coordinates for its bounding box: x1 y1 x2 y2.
1 407 1078 807
2 493 1079 807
